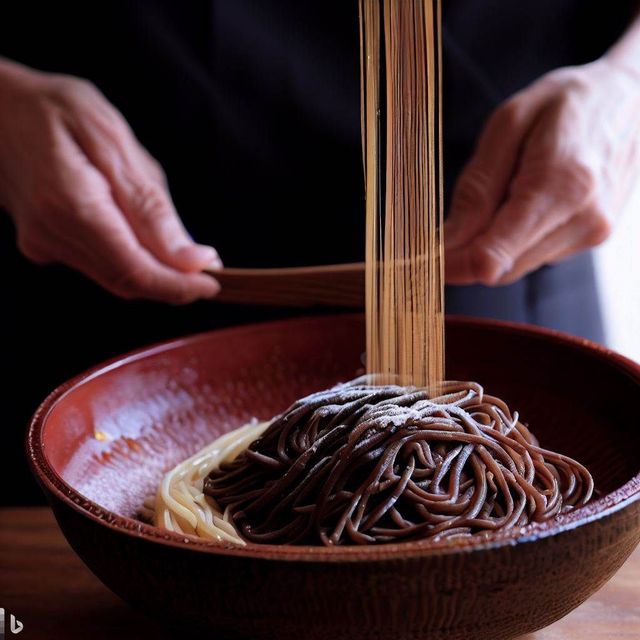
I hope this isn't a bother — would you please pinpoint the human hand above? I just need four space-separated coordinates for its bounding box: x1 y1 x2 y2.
0 59 221 303
445 58 640 286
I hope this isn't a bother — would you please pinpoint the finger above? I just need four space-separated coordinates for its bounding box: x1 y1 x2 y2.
495 208 611 286
68 107 222 273
444 194 559 285
52 198 222 303
64 235 222 304
483 165 595 280
445 191 563 286
45 127 221 303
447 128 599 287
445 85 552 251
135 145 169 187
444 245 480 285
444 205 575 287
118 172 222 272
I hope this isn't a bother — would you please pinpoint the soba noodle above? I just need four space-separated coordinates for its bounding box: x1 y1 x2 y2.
203 379 593 546
144 0 595 548
362 0 445 389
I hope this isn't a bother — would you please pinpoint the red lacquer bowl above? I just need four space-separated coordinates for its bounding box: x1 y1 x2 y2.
27 315 640 640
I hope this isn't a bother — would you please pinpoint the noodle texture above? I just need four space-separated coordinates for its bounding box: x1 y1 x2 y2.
361 0 445 389
144 420 269 544
204 380 593 546
147 0 595 549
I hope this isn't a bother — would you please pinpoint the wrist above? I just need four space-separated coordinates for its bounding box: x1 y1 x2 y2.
602 53 640 87
602 15 640 87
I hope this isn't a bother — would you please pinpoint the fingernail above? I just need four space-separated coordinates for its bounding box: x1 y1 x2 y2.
203 247 223 271
179 245 222 270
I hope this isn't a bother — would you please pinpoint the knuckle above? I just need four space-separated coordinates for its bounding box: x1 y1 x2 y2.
51 182 111 224
514 158 596 210
73 77 99 98
132 182 170 226
92 103 132 139
583 210 611 247
453 164 493 212
94 113 130 146
491 98 525 133
34 98 62 130
471 241 514 285
50 75 98 100
539 67 587 98
562 160 598 206
513 161 555 193
147 157 167 185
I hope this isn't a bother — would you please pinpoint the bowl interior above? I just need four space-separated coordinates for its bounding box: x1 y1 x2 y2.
37 314 640 538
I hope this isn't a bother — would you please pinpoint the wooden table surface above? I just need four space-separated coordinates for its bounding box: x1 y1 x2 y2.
1 508 638 640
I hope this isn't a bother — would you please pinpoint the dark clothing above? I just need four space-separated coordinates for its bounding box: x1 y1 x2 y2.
1 1 632 502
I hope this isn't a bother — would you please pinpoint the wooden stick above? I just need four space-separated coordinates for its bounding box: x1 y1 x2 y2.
204 263 365 308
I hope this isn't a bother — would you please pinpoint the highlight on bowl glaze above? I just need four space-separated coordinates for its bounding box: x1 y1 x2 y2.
27 314 640 640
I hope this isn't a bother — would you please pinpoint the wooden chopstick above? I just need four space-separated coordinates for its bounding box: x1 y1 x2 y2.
204 263 365 308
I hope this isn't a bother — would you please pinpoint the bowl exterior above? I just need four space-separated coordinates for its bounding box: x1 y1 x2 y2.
28 314 640 640
47 492 639 640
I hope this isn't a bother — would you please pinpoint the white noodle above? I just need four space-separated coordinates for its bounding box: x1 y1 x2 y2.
149 420 269 544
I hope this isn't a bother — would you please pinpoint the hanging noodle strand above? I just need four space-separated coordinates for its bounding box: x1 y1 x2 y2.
362 0 444 389
147 0 595 548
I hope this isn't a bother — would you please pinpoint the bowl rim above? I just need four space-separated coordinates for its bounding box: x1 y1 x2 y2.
27 313 640 562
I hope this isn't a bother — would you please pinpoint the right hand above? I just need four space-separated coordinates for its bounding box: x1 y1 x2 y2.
0 59 222 304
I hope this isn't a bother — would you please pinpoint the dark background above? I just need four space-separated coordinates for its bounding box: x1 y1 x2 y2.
0 0 634 504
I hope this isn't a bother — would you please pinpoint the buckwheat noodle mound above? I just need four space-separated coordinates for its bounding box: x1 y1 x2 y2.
146 0 594 548
203 379 594 546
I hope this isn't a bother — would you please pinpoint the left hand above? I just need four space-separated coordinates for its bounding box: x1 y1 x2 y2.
444 58 640 286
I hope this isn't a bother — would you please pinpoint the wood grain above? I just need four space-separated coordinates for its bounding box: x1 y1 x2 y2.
207 263 365 307
0 508 637 640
